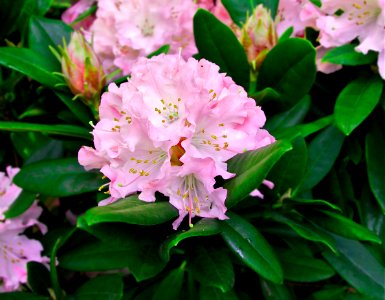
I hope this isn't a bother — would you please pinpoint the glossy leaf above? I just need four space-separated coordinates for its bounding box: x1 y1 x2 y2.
27 262 52 296
82 195 178 226
221 0 255 26
0 0 26 38
322 44 377 66
260 278 294 300
299 125 345 192
278 250 335 282
160 218 222 261
221 212 283 283
268 137 308 196
366 125 385 213
335 77 383 136
13 157 100 197
270 212 337 252
4 190 37 219
224 140 292 207
0 121 91 140
194 9 250 90
152 265 185 300
29 16 73 66
312 210 381 243
188 245 234 292
257 38 316 108
72 275 123 300
199 286 238 300
55 91 94 126
0 47 63 88
323 236 385 300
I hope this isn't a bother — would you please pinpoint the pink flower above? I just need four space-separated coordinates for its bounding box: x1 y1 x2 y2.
88 0 198 76
276 0 321 37
62 0 96 30
0 167 48 292
317 0 385 78
78 54 274 228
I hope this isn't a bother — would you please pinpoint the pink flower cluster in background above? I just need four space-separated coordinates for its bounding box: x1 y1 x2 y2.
0 167 48 292
78 54 274 228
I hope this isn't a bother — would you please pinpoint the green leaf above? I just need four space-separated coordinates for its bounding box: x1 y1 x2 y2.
322 44 377 66
13 157 100 197
270 212 337 252
260 278 294 300
55 91 95 126
266 95 311 132
288 198 341 212
221 0 255 26
11 132 64 165
61 225 166 281
0 0 26 38
335 77 383 136
199 286 238 300
188 245 234 292
257 38 316 108
0 121 91 140
221 212 283 283
152 265 185 300
366 125 385 214
4 190 37 219
29 16 73 66
322 236 385 300
312 210 381 243
194 9 250 90
278 250 335 282
73 274 123 300
224 140 292 207
160 218 222 261
147 44 170 58
0 47 63 89
268 137 308 196
27 262 52 296
299 125 345 192
0 293 49 300
81 195 178 226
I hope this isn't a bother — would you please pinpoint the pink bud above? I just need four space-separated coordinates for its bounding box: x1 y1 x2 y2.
239 5 277 70
61 31 105 110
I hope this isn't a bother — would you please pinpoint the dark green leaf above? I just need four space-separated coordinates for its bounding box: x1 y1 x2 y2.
13 157 100 197
199 286 238 300
55 91 95 126
312 210 381 243
0 47 63 88
270 212 337 252
160 218 222 261
257 38 316 108
152 265 185 300
260 278 294 300
73 274 123 300
221 212 283 283
29 16 73 66
288 198 341 212
82 195 178 226
266 95 311 132
194 9 250 90
221 0 255 26
147 44 170 58
335 77 383 136
366 125 385 213
0 0 26 38
60 225 166 281
0 293 49 300
27 262 51 296
225 140 292 207
4 190 37 219
0 121 91 140
278 250 335 282
323 236 385 300
188 245 234 292
299 125 345 192
322 44 377 66
268 137 308 196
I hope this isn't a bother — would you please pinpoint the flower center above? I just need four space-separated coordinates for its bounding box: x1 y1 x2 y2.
170 138 186 166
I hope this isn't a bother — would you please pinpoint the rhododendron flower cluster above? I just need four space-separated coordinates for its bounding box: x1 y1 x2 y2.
80 0 198 76
78 54 274 229
0 167 48 292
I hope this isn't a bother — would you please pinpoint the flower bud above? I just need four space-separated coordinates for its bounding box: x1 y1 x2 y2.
239 4 277 71
61 31 105 112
